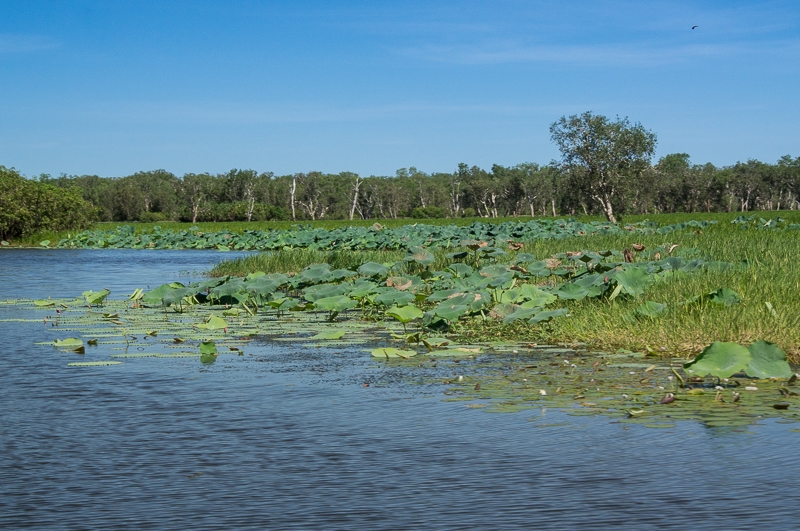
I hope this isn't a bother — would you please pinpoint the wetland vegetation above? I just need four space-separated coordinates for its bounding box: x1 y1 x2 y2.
4 210 799 430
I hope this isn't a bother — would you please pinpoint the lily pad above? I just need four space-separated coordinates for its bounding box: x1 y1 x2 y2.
53 338 84 348
370 347 418 359
309 330 346 340
68 361 122 367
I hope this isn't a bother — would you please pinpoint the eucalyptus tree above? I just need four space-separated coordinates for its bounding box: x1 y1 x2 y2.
550 111 657 223
728 160 769 212
180 173 215 223
776 155 800 210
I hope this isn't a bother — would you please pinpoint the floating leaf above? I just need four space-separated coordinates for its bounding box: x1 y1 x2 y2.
309 330 346 340
53 338 83 348
202 315 228 330
68 361 122 367
370 347 418 359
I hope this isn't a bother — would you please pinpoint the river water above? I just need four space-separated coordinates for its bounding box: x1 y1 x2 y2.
2 249 800 530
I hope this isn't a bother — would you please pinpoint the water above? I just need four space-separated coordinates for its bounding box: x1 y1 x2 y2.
2 249 800 530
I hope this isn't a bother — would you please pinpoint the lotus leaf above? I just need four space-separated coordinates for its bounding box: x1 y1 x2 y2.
517 286 557 307
684 342 751 378
303 283 348 302
142 284 180 305
349 281 378 298
329 268 357 281
128 288 144 301
82 289 111 306
374 290 415 307
427 289 463 302
299 263 332 284
746 340 793 378
556 283 590 300
53 338 84 348
635 301 668 318
479 264 512 277
162 287 199 308
200 340 218 356
612 267 652 297
386 275 421 292
426 348 479 357
446 251 469 261
68 361 122 367
34 300 55 307
314 295 358 313
405 246 435 266
447 263 473 277
503 307 542 324
309 330 346 340
708 288 742 306
358 262 389 278
529 308 569 324
489 303 520 320
203 316 228 330
370 347 418 359
446 292 490 311
434 302 470 321
386 305 424 323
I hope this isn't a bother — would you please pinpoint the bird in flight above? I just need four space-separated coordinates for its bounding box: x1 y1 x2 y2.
692 25 699 29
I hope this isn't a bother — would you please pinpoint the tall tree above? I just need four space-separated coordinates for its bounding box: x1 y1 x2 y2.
550 111 656 222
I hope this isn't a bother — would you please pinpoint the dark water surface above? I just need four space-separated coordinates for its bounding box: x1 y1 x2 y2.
2 250 800 530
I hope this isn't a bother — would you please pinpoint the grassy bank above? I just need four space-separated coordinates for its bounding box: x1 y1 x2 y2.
210 212 800 361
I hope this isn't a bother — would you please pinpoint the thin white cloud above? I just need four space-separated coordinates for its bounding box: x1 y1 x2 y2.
0 34 59 54
398 39 800 67
12 100 591 126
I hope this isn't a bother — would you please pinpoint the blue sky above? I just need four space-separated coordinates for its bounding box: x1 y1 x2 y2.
1 1 798 177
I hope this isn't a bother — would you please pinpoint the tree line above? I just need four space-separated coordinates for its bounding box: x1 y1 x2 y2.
19 112 800 225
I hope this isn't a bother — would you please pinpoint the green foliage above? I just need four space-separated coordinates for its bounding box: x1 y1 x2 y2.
684 340 793 379
550 111 657 222
0 167 97 240
410 206 446 219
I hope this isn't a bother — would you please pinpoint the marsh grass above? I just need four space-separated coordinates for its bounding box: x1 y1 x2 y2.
210 249 410 276
458 221 800 359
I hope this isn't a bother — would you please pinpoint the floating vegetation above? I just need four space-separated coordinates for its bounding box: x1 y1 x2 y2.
54 219 716 251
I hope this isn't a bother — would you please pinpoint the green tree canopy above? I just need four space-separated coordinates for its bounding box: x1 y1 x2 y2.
550 111 657 222
0 167 97 240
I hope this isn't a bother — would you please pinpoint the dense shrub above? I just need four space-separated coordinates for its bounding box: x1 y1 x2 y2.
410 206 447 219
138 211 170 223
0 167 98 240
